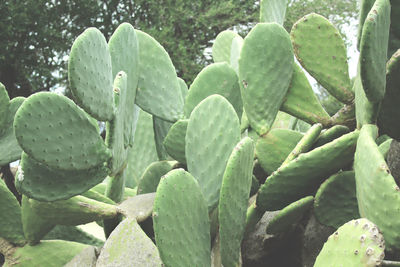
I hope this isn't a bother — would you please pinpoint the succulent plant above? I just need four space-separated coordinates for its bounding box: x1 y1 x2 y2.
0 0 400 266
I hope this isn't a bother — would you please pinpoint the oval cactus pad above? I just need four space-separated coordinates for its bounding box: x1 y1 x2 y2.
135 30 184 122
314 218 385 267
186 94 240 210
14 92 111 171
212 30 240 64
291 13 353 104
239 23 294 135
153 169 211 267
68 27 114 121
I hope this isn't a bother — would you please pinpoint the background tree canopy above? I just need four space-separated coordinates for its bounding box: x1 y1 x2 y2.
0 0 357 99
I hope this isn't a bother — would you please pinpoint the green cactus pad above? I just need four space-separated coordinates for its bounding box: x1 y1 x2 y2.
314 218 385 267
266 196 314 235
259 0 288 25
0 97 24 166
21 195 54 244
125 109 158 188
256 128 303 174
312 125 350 148
135 30 183 122
17 152 109 201
291 13 353 104
106 72 129 175
4 240 89 267
355 124 400 252
118 193 155 222
357 0 376 50
230 36 243 74
14 92 111 171
184 62 242 119
212 30 240 64
314 171 359 229
0 82 10 136
186 95 240 209
239 23 293 135
137 161 175 195
68 27 114 121
108 23 139 147
82 187 116 205
281 64 330 126
178 77 188 101
354 72 380 127
153 169 211 267
378 138 392 159
378 49 400 140
153 116 173 160
359 0 390 102
163 119 188 163
257 130 359 211
282 123 322 166
96 217 162 266
219 137 254 267
44 225 103 247
0 179 24 244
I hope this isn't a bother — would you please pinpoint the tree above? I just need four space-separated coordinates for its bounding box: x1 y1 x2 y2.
0 0 357 99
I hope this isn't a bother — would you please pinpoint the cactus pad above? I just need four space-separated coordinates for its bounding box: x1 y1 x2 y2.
178 77 188 101
230 35 243 74
212 30 240 64
357 0 376 50
153 169 211 267
105 71 129 175
0 179 25 244
355 124 400 252
219 137 254 267
281 123 322 166
108 23 139 147
239 23 293 135
0 97 24 165
256 128 303 174
314 218 385 267
163 119 188 163
186 95 240 209
135 30 183 122
266 196 314 235
312 125 350 148
0 82 10 136
314 171 359 228
4 240 89 267
257 130 359 211
14 92 111 171
378 49 400 140
184 62 242 118
96 217 162 266
259 0 288 25
359 0 390 102
281 64 330 126
137 161 175 194
354 72 380 127
68 27 114 121
291 13 353 104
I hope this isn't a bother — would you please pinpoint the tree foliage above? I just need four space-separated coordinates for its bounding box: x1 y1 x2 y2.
0 0 357 98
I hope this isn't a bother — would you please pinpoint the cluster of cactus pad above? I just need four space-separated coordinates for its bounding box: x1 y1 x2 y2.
0 0 400 266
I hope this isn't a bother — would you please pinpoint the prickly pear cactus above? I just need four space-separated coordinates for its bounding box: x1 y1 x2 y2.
314 218 385 267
